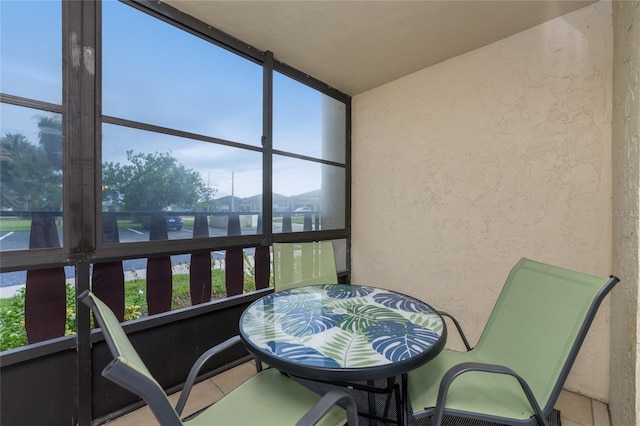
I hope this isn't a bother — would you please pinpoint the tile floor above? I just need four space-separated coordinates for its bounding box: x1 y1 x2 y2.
105 360 610 426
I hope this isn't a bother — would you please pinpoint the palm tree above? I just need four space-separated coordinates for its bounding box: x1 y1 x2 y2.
0 133 31 210
37 115 63 170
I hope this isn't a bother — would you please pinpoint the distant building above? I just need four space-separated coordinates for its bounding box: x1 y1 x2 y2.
213 191 320 212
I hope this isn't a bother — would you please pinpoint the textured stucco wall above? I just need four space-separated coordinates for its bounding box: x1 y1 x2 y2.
352 2 613 400
611 1 640 425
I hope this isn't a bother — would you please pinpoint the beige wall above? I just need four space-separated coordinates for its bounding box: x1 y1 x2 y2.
611 1 640 424
352 1 613 401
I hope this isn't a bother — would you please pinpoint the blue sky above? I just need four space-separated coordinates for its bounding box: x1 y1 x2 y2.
1 0 344 199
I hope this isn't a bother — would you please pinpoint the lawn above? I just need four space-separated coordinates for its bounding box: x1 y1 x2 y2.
0 218 43 232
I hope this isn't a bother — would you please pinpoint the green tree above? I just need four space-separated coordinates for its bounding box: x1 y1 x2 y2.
0 131 62 211
102 150 215 212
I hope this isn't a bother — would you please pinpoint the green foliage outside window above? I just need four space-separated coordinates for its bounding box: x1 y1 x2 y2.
0 254 263 352
102 150 216 212
0 127 63 212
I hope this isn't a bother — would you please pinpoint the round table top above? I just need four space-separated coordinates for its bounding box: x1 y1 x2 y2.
239 284 447 381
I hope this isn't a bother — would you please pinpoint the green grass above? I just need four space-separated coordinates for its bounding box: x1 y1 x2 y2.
122 269 233 316
0 218 41 232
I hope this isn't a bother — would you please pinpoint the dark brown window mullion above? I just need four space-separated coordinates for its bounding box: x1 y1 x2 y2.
254 51 274 289
64 1 99 425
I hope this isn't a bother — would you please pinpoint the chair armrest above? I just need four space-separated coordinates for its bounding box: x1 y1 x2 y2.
431 362 548 426
295 389 359 426
437 311 472 351
175 335 243 416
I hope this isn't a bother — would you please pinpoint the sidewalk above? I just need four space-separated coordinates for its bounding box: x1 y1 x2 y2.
0 284 26 299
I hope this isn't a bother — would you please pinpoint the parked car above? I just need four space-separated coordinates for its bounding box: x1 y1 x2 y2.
141 215 184 231
294 207 311 216
166 216 184 230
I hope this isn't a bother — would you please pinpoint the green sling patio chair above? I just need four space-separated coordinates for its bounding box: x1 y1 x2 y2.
273 241 338 291
78 290 358 426
407 257 619 426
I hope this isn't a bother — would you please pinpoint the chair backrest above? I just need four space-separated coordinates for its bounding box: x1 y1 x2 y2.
78 291 183 425
273 241 338 291
474 258 618 414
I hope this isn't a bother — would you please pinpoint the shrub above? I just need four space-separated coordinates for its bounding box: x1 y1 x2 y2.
0 288 27 350
0 254 265 351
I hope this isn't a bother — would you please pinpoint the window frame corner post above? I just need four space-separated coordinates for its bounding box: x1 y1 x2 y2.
64 0 99 424
262 50 274 246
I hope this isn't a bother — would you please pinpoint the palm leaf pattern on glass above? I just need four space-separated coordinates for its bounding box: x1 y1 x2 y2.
241 284 444 369
267 341 341 368
267 290 324 315
409 312 444 334
338 305 406 333
319 327 383 367
367 321 441 362
280 310 344 337
241 310 296 345
374 292 431 312
325 285 374 298
325 297 367 313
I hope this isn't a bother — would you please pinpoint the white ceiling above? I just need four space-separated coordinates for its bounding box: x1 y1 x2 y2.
162 0 597 96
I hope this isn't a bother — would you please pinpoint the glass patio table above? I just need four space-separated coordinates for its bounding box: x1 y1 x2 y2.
239 284 447 425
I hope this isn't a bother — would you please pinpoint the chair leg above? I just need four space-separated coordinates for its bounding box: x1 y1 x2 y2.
401 373 408 426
